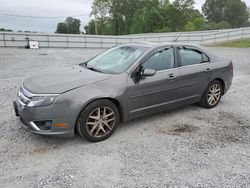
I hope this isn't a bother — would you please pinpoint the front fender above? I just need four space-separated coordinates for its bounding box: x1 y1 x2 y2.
54 73 127 128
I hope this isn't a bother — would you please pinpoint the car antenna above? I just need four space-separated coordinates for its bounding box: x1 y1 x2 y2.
173 32 182 42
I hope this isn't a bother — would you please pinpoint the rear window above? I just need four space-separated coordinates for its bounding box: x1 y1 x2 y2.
178 48 209 67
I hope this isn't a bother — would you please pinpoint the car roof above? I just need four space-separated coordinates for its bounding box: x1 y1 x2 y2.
123 42 202 49
120 42 223 62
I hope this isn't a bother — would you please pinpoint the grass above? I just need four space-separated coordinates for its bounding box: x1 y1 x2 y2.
209 39 250 48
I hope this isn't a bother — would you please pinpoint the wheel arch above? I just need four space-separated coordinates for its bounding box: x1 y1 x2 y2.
213 78 225 95
74 97 124 133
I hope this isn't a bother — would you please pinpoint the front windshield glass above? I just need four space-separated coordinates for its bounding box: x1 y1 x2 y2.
85 45 147 74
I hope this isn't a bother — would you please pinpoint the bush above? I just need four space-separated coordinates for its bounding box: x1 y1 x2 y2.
203 21 232 30
185 17 205 31
154 27 172 33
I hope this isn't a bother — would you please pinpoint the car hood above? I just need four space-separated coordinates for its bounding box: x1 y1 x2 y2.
23 66 112 94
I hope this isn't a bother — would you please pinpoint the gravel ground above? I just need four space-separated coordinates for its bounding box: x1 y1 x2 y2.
0 47 250 188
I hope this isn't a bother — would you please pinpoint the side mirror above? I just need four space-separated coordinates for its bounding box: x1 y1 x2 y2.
79 62 87 67
141 68 156 77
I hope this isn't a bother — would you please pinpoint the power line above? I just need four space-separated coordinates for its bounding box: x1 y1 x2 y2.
0 13 90 19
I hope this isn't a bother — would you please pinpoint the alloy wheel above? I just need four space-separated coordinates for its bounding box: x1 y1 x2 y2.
207 83 221 106
86 106 116 137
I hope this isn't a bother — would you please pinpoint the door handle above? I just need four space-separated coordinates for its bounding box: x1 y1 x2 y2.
205 68 211 72
168 73 175 80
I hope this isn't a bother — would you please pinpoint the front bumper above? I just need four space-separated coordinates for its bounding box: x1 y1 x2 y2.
13 100 74 137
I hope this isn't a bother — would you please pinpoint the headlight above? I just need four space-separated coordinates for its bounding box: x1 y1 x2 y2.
27 96 57 107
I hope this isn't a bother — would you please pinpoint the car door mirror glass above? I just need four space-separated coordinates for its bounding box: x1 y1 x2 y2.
141 68 156 76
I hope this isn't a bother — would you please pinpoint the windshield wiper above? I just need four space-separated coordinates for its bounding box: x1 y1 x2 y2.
86 66 103 73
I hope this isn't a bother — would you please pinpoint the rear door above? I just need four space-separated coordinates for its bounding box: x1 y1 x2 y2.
176 46 212 101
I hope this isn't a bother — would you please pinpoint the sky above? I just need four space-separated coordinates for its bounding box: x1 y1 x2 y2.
0 0 250 33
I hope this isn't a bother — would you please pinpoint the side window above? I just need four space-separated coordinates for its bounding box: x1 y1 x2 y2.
143 48 174 71
202 53 209 62
179 48 209 67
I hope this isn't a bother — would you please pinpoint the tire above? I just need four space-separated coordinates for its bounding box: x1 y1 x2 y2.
76 99 120 142
199 80 223 108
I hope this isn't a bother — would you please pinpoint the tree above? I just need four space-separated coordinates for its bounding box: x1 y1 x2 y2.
202 0 249 28
85 0 217 35
92 0 125 35
92 0 164 35
55 17 81 34
84 17 112 35
130 9 144 34
84 20 95 34
202 21 231 30
130 1 164 34
0 28 13 32
56 23 68 33
173 0 195 10
65 17 81 34
215 21 232 29
185 17 205 31
166 0 198 31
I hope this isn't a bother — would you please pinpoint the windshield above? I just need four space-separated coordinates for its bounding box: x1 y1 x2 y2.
84 45 147 74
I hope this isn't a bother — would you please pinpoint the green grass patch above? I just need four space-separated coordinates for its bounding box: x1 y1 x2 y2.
209 39 250 48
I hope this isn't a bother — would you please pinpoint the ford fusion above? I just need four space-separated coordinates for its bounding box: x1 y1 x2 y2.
14 43 233 142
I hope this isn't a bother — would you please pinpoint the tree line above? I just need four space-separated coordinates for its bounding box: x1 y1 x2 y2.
0 28 13 32
54 0 248 35
82 0 249 35
1 0 249 34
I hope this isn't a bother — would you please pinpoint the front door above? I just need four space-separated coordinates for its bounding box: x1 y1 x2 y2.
125 47 180 118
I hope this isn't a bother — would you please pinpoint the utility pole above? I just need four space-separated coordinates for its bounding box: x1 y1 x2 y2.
94 11 97 35
92 1 98 35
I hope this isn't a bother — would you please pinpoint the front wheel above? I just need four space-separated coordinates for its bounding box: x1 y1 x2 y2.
77 100 120 142
200 80 223 108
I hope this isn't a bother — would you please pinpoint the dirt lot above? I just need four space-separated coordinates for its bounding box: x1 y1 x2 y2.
0 47 250 188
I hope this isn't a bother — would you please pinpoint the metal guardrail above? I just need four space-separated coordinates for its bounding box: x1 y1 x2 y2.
0 27 250 48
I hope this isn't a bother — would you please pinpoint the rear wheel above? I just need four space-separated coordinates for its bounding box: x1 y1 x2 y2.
200 80 223 108
77 100 120 142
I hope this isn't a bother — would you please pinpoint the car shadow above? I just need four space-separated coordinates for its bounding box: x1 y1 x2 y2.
116 104 201 134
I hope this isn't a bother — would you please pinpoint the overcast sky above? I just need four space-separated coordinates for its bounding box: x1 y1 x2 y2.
0 0 250 33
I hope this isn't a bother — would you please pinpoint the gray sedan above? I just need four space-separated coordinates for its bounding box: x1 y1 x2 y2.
14 42 233 142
